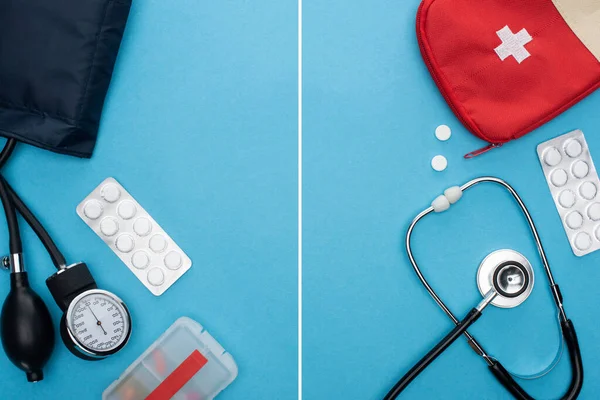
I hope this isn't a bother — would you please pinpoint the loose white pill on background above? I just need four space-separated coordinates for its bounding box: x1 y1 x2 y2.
118 201 137 220
431 155 447 172
564 139 583 158
435 125 451 141
579 181 597 200
543 147 562 166
115 234 135 253
574 232 592 251
550 169 568 187
595 226 600 241
83 200 103 220
572 160 589 179
147 267 165 286
565 211 584 229
101 184 121 203
131 251 150 269
558 190 576 208
100 217 119 237
133 217 152 237
149 234 168 253
164 251 183 270
588 203 600 221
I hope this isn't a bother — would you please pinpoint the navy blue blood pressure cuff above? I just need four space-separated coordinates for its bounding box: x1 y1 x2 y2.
0 0 132 158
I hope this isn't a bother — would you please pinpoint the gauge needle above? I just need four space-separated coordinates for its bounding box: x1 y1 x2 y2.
88 306 107 335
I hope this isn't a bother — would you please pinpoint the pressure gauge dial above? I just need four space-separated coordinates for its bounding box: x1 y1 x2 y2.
65 289 131 357
46 262 133 361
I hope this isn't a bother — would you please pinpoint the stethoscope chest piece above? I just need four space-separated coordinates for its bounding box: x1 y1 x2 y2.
477 249 534 308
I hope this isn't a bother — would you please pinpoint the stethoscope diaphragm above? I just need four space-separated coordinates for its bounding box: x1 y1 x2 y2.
476 249 534 309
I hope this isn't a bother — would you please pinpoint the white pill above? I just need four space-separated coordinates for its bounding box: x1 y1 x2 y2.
550 169 568 187
565 211 584 230
588 203 600 221
133 217 152 237
101 184 121 203
147 267 165 286
432 195 450 213
574 232 592 251
564 139 583 158
558 190 576 208
100 217 119 237
572 160 589 179
435 125 451 141
131 251 150 269
115 234 135 253
543 147 562 166
579 182 597 200
595 226 600 241
164 251 182 270
83 200 103 220
149 234 167 253
444 186 462 204
431 155 447 172
117 201 137 220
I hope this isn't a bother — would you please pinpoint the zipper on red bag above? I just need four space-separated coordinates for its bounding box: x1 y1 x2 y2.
464 142 503 159
416 1 504 159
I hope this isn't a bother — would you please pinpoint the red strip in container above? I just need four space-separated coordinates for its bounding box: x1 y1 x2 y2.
146 350 208 400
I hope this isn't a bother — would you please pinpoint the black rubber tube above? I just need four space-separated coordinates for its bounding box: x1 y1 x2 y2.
4 182 67 268
0 176 21 254
0 139 67 268
0 139 17 169
384 308 483 399
489 318 583 400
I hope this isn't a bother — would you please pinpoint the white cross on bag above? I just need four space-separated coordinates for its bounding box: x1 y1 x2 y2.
494 26 533 64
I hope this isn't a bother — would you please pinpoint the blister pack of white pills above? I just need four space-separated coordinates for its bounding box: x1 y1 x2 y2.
537 130 600 256
77 178 192 295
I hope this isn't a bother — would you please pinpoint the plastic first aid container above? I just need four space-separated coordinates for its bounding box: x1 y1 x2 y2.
103 317 237 400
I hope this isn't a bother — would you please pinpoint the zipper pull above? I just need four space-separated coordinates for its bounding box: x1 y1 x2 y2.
464 143 503 159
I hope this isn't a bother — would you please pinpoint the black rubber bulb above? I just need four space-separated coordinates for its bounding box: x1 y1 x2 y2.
1 272 55 382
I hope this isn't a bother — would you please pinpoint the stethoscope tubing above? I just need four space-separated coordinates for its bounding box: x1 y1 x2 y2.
406 177 566 363
389 176 582 400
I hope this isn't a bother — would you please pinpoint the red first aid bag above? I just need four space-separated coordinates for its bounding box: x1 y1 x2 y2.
417 0 600 157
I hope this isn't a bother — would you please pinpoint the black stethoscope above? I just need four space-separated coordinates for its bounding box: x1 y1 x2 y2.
384 177 583 399
0 139 132 382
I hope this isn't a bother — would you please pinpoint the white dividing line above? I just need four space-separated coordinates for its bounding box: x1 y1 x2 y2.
297 0 303 398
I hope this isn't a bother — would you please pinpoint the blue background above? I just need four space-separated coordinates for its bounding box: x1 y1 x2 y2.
0 0 297 399
304 0 600 399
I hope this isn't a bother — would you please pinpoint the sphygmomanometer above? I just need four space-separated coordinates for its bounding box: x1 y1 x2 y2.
0 0 132 381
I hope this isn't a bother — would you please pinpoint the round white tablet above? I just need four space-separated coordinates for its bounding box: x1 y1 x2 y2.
100 217 119 237
572 160 589 179
565 211 584 230
558 190 576 208
115 234 135 253
579 181 597 200
164 251 182 270
431 155 447 172
588 203 600 221
595 226 600 241
131 251 150 269
133 217 152 237
83 200 103 220
574 232 592 251
564 139 583 158
550 169 568 187
543 147 562 166
435 125 451 141
101 184 121 203
147 267 165 287
117 201 137 220
149 234 167 253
